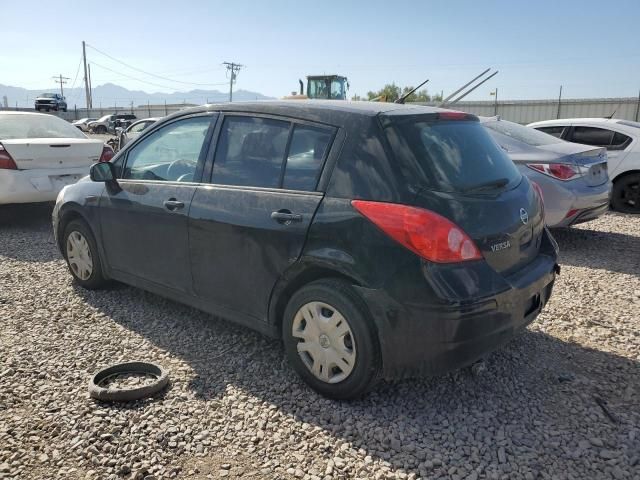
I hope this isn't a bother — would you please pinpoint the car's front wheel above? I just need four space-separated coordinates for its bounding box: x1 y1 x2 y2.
283 279 380 400
611 173 640 214
63 219 108 289
96 125 107 134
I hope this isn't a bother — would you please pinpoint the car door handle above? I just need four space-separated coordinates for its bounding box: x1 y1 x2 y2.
163 199 185 211
271 210 303 224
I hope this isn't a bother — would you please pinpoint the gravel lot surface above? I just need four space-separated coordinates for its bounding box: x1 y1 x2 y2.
0 205 638 480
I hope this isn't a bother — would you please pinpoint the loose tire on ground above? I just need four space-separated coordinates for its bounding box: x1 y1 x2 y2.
63 219 108 289
282 278 380 400
89 361 169 402
611 173 640 214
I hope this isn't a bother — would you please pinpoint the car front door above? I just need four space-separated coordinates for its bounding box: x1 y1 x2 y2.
100 113 216 293
188 114 336 322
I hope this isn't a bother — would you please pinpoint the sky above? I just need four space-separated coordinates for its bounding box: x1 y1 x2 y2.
2 0 640 102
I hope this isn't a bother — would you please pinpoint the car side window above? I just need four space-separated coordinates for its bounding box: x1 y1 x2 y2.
283 125 333 191
128 122 149 134
122 116 211 182
536 126 566 138
211 116 290 188
611 131 632 150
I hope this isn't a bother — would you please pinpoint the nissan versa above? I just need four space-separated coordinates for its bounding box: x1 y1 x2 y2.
53 101 559 399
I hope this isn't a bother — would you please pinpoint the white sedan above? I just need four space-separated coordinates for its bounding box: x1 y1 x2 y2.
0 111 113 205
528 117 640 213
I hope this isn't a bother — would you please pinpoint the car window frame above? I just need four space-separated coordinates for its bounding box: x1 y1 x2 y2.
117 112 218 184
203 112 337 193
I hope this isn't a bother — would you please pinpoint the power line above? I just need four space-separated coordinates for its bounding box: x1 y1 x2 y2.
90 61 194 91
86 43 228 87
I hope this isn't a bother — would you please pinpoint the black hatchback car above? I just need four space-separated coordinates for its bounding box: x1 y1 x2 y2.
53 101 559 399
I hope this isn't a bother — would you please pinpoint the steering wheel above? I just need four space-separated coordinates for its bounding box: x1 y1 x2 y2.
166 159 195 181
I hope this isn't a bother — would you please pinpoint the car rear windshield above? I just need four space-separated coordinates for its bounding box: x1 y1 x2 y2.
484 119 560 146
385 116 521 193
0 114 86 140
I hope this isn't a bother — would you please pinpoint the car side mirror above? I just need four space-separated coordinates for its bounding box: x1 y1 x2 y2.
90 161 116 183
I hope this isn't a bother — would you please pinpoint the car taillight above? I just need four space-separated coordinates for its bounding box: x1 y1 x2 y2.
99 145 114 162
531 180 545 220
0 143 18 170
438 111 474 121
527 163 580 180
351 200 482 263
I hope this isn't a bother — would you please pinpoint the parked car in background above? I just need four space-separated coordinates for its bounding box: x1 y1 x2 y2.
53 101 558 399
72 118 98 132
482 116 610 227
35 93 67 112
0 111 113 204
118 117 160 150
528 118 640 213
88 114 137 134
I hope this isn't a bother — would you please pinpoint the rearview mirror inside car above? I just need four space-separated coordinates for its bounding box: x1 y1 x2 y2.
90 161 116 183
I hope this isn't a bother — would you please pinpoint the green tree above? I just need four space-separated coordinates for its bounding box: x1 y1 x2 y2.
367 83 402 102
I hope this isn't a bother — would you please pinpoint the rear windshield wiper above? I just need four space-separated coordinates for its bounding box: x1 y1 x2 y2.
462 177 509 193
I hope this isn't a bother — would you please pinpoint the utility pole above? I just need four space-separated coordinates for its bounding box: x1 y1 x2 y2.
557 85 563 119
223 62 243 102
82 41 91 109
52 74 70 97
88 63 93 109
490 88 498 116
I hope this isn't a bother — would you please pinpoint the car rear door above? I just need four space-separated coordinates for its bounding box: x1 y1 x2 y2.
99 113 216 293
188 113 336 322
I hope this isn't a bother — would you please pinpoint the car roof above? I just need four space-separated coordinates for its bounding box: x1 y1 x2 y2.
0 111 55 117
166 100 447 127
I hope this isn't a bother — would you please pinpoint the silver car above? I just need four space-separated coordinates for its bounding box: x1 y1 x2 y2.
481 117 610 227
118 117 161 150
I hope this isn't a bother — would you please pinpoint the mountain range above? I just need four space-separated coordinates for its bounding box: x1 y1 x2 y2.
0 83 273 109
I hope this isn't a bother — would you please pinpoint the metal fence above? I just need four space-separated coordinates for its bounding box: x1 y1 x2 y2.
415 96 640 124
3 96 640 125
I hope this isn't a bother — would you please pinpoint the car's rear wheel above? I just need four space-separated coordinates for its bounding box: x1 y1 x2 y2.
63 219 107 289
611 173 640 214
283 279 379 400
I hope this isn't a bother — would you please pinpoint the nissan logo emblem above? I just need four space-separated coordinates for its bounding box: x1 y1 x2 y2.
520 208 529 225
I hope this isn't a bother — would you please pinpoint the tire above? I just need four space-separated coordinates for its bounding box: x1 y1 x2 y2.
63 219 108 289
611 173 640 214
96 125 107 134
62 107 67 112
45 107 50 112
282 278 380 400
89 361 169 402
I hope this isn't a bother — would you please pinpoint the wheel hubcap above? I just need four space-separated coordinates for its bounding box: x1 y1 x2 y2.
66 231 93 281
292 301 356 384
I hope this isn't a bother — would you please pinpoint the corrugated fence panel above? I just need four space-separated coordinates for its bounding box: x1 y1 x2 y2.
414 97 640 124
4 98 640 125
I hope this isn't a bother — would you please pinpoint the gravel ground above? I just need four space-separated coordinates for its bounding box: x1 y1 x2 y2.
0 205 638 480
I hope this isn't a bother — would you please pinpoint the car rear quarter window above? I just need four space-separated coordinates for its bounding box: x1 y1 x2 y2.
569 126 631 150
283 125 332 191
385 117 521 194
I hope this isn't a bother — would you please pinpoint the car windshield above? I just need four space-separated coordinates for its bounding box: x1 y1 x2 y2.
484 119 559 146
40 93 57 98
0 114 86 140
97 115 112 122
386 116 521 193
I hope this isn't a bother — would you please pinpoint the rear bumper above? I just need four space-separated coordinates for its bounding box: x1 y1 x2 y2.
355 233 559 379
0 167 89 204
564 202 610 226
539 177 610 227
